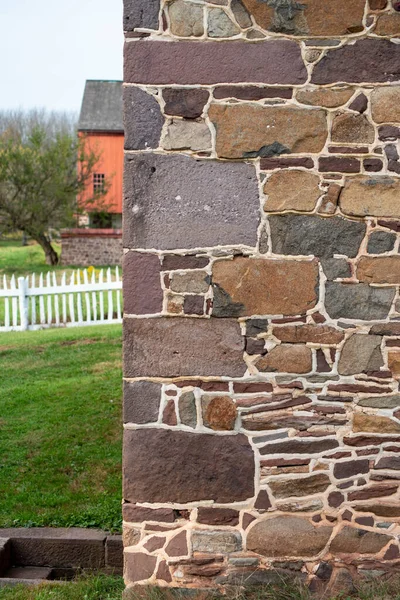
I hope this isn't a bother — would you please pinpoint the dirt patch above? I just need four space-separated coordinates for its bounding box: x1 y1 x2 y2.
60 338 99 347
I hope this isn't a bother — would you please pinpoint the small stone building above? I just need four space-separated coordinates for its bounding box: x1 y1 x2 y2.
122 0 400 596
61 80 123 266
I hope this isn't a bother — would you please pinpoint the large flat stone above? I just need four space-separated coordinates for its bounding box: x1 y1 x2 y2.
338 334 383 376
241 0 365 36
330 527 391 555
340 177 400 218
247 517 332 558
269 215 366 259
264 170 321 213
123 87 164 150
209 104 327 159
123 429 255 503
124 40 307 85
371 87 400 124
123 154 259 250
212 257 319 317
0 528 106 569
325 283 395 321
358 257 400 284
123 252 163 315
312 39 400 85
124 317 246 378
124 0 160 31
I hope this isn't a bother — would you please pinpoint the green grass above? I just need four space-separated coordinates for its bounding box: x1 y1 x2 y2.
2 577 400 600
0 238 63 278
0 325 122 532
0 574 124 600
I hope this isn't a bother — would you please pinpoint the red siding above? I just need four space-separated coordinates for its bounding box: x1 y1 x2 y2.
79 132 124 214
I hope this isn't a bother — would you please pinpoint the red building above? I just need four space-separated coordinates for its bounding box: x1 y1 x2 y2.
61 80 123 266
78 79 123 229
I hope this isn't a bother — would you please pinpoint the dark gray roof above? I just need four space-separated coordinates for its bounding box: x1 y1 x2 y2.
78 80 123 132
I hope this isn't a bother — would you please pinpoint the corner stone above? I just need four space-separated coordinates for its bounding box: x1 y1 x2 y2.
124 317 245 378
123 428 255 504
123 154 259 250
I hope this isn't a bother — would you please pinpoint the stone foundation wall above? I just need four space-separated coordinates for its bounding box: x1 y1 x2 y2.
122 0 400 595
61 229 122 266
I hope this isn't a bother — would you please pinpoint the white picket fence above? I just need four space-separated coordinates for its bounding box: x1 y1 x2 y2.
0 267 122 332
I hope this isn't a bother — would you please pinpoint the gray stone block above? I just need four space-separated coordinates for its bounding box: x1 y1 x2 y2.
123 154 260 250
269 214 366 259
124 0 160 31
123 87 164 150
123 381 161 424
105 535 123 574
367 230 396 254
325 283 395 321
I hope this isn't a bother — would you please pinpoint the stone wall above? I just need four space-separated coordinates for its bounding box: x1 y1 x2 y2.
61 229 122 266
122 0 400 595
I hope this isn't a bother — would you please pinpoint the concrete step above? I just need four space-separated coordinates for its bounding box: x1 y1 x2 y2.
0 539 11 577
5 566 53 580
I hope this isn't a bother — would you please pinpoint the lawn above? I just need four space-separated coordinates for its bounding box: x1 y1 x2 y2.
0 238 63 278
0 574 124 600
0 324 122 532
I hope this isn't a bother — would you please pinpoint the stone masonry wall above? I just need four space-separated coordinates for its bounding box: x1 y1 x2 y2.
61 230 122 266
123 0 400 595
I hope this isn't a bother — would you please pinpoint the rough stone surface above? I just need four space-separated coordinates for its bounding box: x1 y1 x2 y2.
367 231 396 254
123 381 161 425
371 87 400 125
124 0 160 31
163 119 212 152
325 283 395 321
170 271 209 294
169 0 204 37
197 508 239 526
165 531 188 557
260 438 339 455
247 517 332 558
124 317 245 378
269 215 366 259
123 87 163 150
272 324 344 345
257 345 312 374
353 414 400 434
123 252 162 315
375 13 400 36
331 114 375 144
192 531 242 554
358 257 400 284
333 460 369 480
208 8 241 37
123 429 255 503
322 259 351 280
296 88 354 109
359 395 400 409
240 0 365 36
163 88 209 119
312 39 400 85
125 40 308 85
212 257 319 317
349 93 368 114
125 552 157 583
269 474 331 499
264 170 321 213
124 154 260 250
330 527 391 555
179 392 197 428
202 396 237 431
209 104 328 158
338 335 383 376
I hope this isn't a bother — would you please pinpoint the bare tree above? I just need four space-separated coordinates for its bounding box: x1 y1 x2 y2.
0 109 110 265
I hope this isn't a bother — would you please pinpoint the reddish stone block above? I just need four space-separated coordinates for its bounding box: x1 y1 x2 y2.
123 252 162 315
319 157 360 173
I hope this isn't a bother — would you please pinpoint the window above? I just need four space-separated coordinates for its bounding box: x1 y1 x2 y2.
93 173 105 194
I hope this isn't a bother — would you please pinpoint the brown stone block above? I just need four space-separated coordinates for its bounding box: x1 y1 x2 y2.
124 40 307 86
330 527 391 555
123 428 255 504
202 395 237 431
214 86 293 100
269 474 330 499
260 157 314 170
353 413 400 434
375 12 400 36
122 505 175 523
312 39 400 84
260 438 339 455
0 528 106 569
106 535 123 573
124 317 245 378
348 484 398 501
263 170 321 213
371 86 400 124
331 114 375 145
319 157 360 173
124 0 160 31
240 0 365 36
272 324 344 345
358 257 400 284
163 88 209 119
123 252 163 315
209 104 327 158
197 507 239 526
125 551 157 583
257 345 312 374
296 88 354 109
161 255 209 271
123 381 161 425
212 257 319 318
247 517 332 558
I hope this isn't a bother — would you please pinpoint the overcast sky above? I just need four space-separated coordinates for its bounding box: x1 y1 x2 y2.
0 0 123 114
